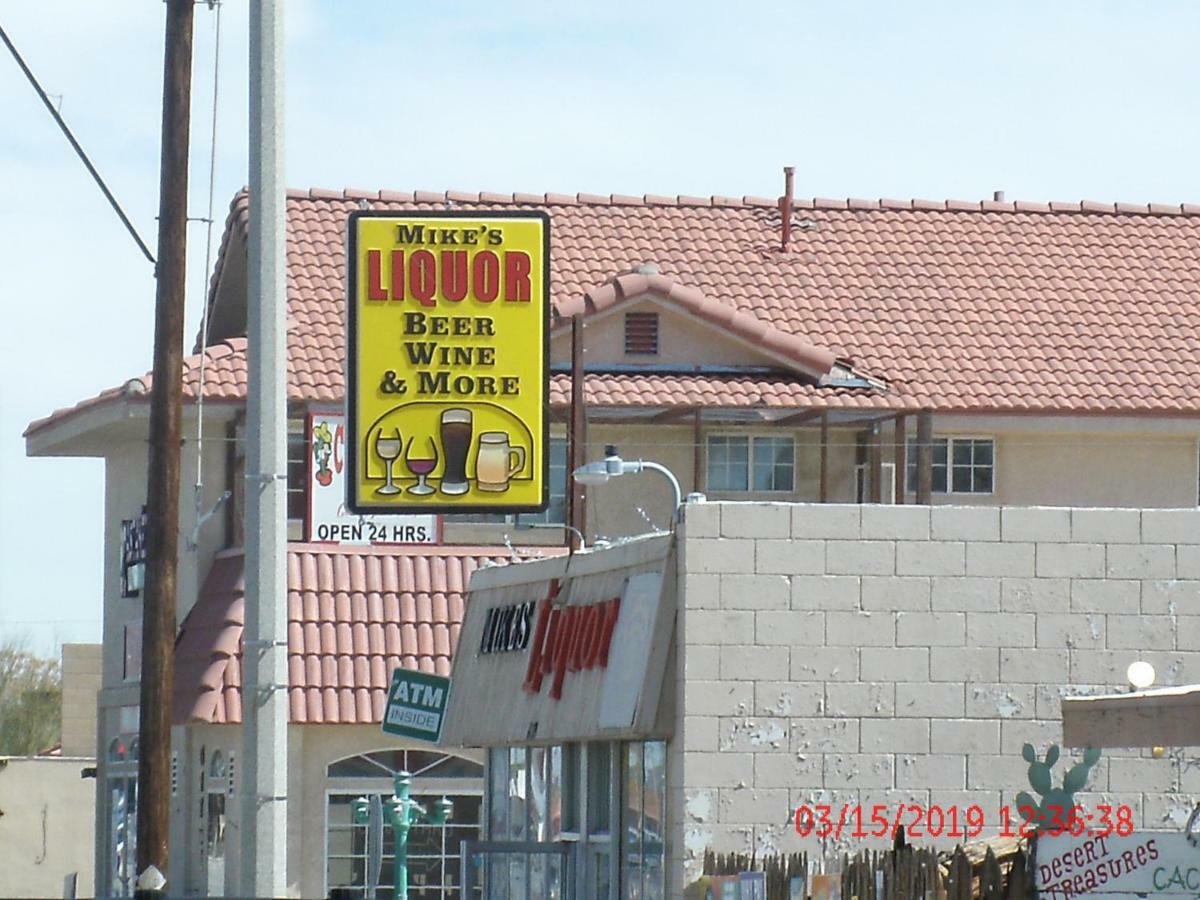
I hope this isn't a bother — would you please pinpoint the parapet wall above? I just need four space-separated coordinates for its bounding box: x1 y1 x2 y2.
670 503 1200 889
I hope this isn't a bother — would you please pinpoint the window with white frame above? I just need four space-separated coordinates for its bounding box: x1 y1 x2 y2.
906 437 994 494
706 435 794 493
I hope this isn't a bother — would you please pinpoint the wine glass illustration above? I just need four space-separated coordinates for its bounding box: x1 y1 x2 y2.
404 435 438 496
374 428 403 495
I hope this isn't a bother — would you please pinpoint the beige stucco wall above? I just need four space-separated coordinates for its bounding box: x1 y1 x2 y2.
60 644 101 758
0 757 95 898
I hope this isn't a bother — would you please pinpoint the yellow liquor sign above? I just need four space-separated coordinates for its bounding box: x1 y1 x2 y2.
346 211 549 514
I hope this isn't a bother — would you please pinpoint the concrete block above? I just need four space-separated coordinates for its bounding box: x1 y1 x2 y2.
1001 507 1071 542
1036 543 1106 578
792 504 861 539
755 610 826 646
896 682 966 717
1069 648 1144 684
896 611 966 646
687 538 757 573
754 681 824 717
862 505 930 540
720 645 790 680
826 541 896 576
1034 684 1075 720
965 683 1036 719
897 541 965 576
1071 508 1141 543
1037 613 1105 650
1142 579 1200 615
862 576 930 611
932 576 1001 611
861 718 930 753
1106 544 1176 580
966 543 1035 577
1069 578 1140 613
791 647 859 682
721 573 791 609
682 751 754 788
755 540 824 575
1105 614 1176 650
966 753 1033 791
1143 793 1196 830
1180 546 1200 578
1108 756 1176 792
998 719 1061 755
932 506 1001 541
688 610 756 644
1178 618 1200 652
792 575 861 611
931 719 1000 754
1000 648 1070 683
789 717 860 753
1142 508 1200 544
719 718 789 753
1001 577 1070 613
824 754 895 789
965 612 1035 648
826 611 893 647
682 502 721 537
754 752 824 788
684 573 721 609
930 647 999 681
685 645 722 680
722 502 791 538
896 754 967 790
684 680 755 717
859 647 930 683
684 716 720 752
825 682 895 718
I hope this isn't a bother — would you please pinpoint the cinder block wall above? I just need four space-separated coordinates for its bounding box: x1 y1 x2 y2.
670 503 1200 891
60 643 102 758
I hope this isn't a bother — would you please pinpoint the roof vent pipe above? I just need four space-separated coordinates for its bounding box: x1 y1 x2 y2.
993 190 1005 202
780 166 795 252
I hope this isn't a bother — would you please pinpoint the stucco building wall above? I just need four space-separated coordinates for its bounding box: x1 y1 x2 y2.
670 502 1200 890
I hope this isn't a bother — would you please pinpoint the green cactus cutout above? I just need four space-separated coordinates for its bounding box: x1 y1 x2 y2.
1015 743 1101 832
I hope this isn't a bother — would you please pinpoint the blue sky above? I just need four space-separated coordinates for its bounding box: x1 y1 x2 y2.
2 0 1198 656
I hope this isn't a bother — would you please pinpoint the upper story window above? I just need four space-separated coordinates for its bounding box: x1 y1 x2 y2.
286 426 307 523
624 312 659 355
707 434 795 493
906 436 994 494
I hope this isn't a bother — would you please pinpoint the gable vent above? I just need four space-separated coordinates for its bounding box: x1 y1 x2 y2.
624 311 659 355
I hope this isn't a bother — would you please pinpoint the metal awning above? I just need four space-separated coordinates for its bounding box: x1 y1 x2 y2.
1062 683 1200 748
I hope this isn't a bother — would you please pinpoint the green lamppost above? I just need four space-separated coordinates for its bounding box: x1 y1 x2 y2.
354 771 454 900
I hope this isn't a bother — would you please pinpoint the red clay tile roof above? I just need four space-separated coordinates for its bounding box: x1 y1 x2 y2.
28 188 1200 437
174 544 562 725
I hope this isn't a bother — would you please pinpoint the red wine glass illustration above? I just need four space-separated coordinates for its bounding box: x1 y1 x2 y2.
404 435 438 496
374 428 403 495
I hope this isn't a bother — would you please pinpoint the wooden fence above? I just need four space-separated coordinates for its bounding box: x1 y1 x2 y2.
701 835 1031 899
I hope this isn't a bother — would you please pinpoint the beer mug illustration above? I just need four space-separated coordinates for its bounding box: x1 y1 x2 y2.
438 408 473 495
475 431 527 493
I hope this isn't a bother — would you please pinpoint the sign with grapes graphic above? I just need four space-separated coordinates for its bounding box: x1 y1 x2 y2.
346 211 549 515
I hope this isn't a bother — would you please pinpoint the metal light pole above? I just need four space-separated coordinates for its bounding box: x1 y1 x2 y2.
353 773 453 900
241 0 288 895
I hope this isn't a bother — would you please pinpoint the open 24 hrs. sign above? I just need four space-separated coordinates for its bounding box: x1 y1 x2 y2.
346 212 549 516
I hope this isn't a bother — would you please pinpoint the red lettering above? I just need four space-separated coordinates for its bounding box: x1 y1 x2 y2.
366 250 387 301
573 606 599 671
582 603 605 669
390 250 405 301
473 251 500 302
550 606 581 699
333 424 344 473
541 607 562 678
598 596 621 667
409 250 437 307
504 251 531 301
522 594 554 693
441 251 468 302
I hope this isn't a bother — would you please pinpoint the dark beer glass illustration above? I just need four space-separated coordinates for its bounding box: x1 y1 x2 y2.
439 408 472 495
374 428 403 495
475 431 527 492
404 435 438 496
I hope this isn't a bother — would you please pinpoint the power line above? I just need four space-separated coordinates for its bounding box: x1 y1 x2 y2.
0 20 156 266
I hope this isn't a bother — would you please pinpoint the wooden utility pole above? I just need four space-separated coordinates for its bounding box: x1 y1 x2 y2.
893 414 907 503
916 410 934 504
136 0 193 893
567 315 587 547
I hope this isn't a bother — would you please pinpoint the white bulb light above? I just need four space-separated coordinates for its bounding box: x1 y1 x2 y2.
1126 660 1156 690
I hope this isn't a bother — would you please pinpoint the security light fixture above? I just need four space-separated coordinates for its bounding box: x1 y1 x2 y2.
572 445 694 519
1126 660 1156 691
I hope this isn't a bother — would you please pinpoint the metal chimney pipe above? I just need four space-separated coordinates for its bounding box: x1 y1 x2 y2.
993 190 1005 202
780 166 795 251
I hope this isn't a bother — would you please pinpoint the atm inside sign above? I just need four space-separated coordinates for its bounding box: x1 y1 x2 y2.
347 211 549 515
382 668 451 743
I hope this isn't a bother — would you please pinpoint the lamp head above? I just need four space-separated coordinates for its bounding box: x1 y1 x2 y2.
1127 660 1156 690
